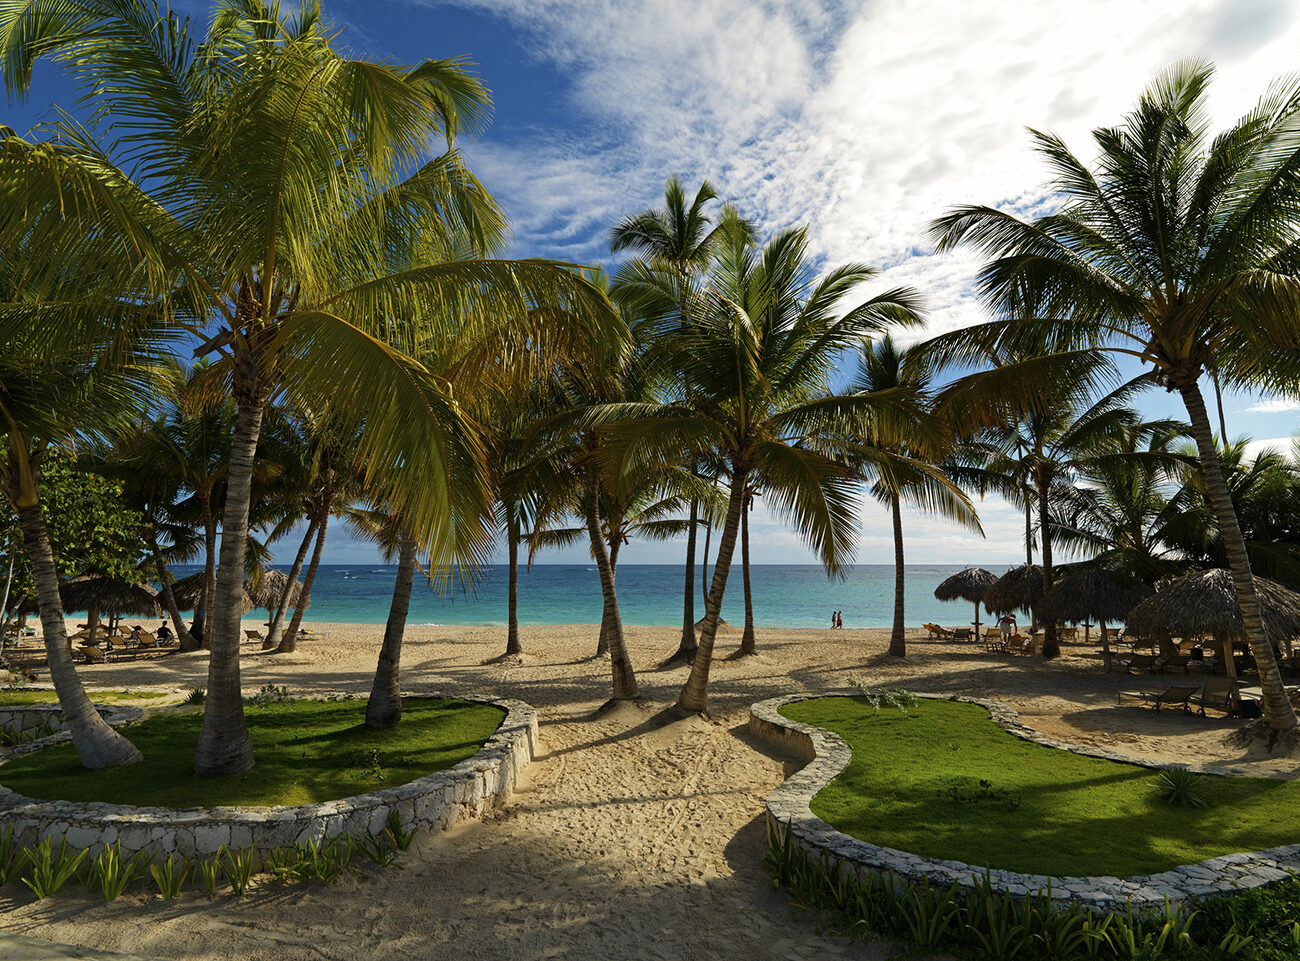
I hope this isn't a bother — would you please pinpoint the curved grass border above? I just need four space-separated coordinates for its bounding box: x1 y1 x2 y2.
750 691 1300 910
0 693 537 860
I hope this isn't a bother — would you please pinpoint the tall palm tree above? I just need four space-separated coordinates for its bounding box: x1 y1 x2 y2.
925 62 1300 731
612 222 926 713
1 1 618 773
610 177 729 665
853 335 979 657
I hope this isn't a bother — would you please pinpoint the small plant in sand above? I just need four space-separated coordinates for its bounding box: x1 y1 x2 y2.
1157 767 1211 808
245 683 290 707
149 855 189 899
848 683 917 714
184 687 206 704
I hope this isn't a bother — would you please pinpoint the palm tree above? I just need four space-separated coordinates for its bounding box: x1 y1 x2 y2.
2 1 619 773
853 335 979 657
925 62 1300 730
610 177 729 665
612 222 926 713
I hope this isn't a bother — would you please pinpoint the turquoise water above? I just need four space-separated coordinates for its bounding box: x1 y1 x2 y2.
171 563 1001 629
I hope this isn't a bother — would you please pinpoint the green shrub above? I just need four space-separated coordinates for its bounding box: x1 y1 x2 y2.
383 810 417 851
87 842 148 901
21 839 86 899
184 687 206 705
1157 767 1211 808
148 855 189 899
222 847 256 896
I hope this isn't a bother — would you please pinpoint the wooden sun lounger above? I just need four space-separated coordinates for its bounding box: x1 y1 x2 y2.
1118 683 1199 713
923 623 955 639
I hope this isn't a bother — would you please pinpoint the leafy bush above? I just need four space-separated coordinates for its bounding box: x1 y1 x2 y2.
148 855 189 899
846 683 917 713
21 839 87 899
244 683 290 707
222 847 256 896
184 687 206 705
88 842 148 901
383 810 417 851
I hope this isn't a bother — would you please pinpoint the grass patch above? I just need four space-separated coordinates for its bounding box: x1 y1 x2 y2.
780 696 1300 878
0 689 170 705
0 698 504 808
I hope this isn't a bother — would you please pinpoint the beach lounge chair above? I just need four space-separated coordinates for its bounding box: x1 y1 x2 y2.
922 623 945 638
1158 652 1192 674
1059 627 1078 642
81 645 105 664
1118 684 1199 713
136 632 157 650
1003 634 1030 655
982 628 1005 652
951 627 972 642
244 629 264 644
1192 678 1254 717
1122 652 1158 673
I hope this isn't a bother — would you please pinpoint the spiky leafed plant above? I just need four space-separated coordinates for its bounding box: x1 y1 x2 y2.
610 220 927 713
923 62 1300 729
852 335 980 657
0 0 618 772
610 177 731 665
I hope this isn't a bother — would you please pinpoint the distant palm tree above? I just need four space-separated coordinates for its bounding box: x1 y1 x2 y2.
613 221 926 712
854 335 979 657
926 62 1300 730
1 1 618 773
611 177 730 665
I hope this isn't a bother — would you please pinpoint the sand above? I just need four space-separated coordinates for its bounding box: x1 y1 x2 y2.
1 621 1297 960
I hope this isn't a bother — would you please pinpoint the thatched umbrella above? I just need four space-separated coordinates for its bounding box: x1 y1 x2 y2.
169 572 255 616
1127 569 1300 680
934 568 998 639
982 565 1046 632
1039 568 1152 667
58 576 162 646
249 569 306 614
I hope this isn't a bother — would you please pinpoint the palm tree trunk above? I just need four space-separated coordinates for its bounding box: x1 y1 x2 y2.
583 471 637 699
505 513 522 657
194 379 264 777
1037 476 1059 659
888 493 906 657
366 531 417 729
149 531 196 651
280 495 331 653
0 546 14 650
663 498 700 665
1211 369 1228 441
701 520 712 607
86 599 99 649
1024 500 1033 566
739 494 756 655
1179 383 1296 730
265 515 319 650
192 493 217 649
596 535 621 657
15 498 141 769
678 468 747 714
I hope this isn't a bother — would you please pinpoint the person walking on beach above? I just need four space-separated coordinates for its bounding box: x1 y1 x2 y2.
998 612 1017 642
831 611 837 629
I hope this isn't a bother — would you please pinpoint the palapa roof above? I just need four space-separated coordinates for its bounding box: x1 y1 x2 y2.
1126 568 1300 643
933 568 998 603
249 569 307 612
58 576 161 617
1038 568 1152 625
168 572 255 616
983 564 1046 615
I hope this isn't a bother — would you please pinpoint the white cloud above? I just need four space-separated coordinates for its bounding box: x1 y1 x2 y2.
1241 399 1300 414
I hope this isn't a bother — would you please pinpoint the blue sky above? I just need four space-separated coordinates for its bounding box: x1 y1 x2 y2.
9 0 1300 566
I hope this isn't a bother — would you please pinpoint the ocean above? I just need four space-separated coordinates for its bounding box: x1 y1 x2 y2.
170 563 1006 629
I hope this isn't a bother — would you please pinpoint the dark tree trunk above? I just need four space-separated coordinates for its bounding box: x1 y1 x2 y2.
505 513 522 657
888 493 906 657
1037 474 1059 659
662 498 700 665
596 535 621 657
582 471 637 699
366 532 417 728
86 599 100 650
678 467 747 714
191 493 217 649
149 531 196 650
701 520 712 607
265 514 319 649
1179 382 1295 729
280 494 331 653
739 493 755 655
14 486 140 768
194 368 264 777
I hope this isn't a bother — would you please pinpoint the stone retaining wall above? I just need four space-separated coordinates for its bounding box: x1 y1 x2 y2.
0 704 140 735
0 694 537 860
751 691 1300 910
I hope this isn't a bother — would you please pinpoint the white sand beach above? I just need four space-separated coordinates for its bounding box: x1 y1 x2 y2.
1 622 1295 960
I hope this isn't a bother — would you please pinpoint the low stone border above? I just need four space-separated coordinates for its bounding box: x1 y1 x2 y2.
0 704 141 736
0 693 537 859
751 691 1300 910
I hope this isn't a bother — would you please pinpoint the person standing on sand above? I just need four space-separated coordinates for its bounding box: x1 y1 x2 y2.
837 611 844 629
831 611 837 629
998 612 1017 641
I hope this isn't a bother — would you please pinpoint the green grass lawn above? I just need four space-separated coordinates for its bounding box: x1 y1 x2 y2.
0 689 171 705
780 696 1300 878
0 697 505 808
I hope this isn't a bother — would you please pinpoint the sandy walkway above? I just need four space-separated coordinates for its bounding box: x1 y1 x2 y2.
1 622 1296 959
